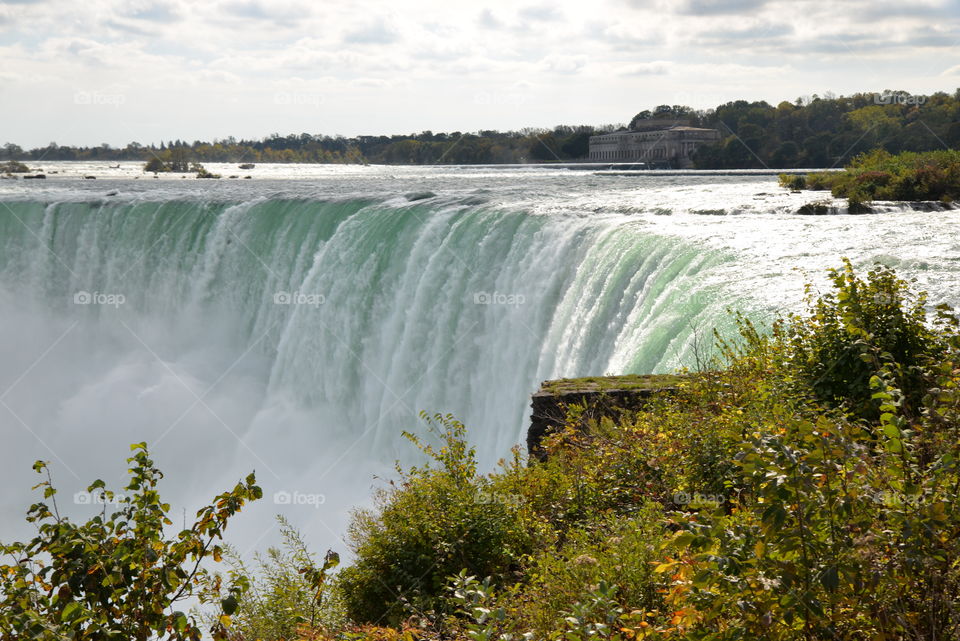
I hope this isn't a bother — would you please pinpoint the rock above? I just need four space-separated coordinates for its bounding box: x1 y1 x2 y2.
405 191 436 202
106 190 118 196
23 174 46 179
847 201 873 214
797 202 831 215
527 374 682 461
83 175 97 180
238 163 255 169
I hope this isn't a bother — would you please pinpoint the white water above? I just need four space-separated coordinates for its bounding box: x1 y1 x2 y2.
1 162 958 556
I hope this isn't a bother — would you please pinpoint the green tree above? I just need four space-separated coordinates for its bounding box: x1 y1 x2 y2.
0 444 261 641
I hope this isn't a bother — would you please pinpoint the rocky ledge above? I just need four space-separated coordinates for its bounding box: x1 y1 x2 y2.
527 374 682 460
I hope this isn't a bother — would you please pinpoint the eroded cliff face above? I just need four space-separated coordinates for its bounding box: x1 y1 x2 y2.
527 374 682 460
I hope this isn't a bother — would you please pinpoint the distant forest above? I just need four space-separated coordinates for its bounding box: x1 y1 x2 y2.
3 90 958 169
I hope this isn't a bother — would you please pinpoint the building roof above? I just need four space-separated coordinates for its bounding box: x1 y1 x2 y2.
661 126 719 132
589 125 719 141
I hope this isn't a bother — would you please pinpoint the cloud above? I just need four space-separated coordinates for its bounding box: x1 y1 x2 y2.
518 4 563 22
584 21 661 50
622 61 669 75
696 21 794 46
104 19 157 36
222 1 308 27
541 53 586 74
0 0 957 148
676 0 769 15
858 0 959 22
477 8 503 29
127 3 180 23
342 19 399 45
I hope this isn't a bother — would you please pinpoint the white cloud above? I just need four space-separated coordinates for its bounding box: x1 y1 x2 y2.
0 0 955 147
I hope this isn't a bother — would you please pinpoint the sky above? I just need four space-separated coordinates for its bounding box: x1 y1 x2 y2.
0 0 958 148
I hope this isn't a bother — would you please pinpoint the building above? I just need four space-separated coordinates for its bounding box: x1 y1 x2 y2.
588 125 721 168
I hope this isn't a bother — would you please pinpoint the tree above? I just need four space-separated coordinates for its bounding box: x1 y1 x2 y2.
144 157 167 173
0 443 262 641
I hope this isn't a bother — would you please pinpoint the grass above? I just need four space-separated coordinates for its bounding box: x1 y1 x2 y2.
538 374 686 395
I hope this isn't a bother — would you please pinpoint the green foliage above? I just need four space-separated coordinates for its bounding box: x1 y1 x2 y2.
338 413 536 625
10 90 960 168
778 174 806 190
192 163 221 179
0 443 261 641
515 510 664 638
198 515 342 641
694 90 960 169
789 149 960 202
648 263 960 640
448 571 526 641
333 260 960 640
1 160 30 173
785 258 942 419
144 157 168 172
7 259 955 641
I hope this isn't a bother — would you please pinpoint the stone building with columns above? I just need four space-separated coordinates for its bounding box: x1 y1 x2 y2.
588 125 721 168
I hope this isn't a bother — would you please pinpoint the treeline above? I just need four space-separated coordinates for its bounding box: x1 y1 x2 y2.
2 89 958 168
692 89 960 168
0 126 602 166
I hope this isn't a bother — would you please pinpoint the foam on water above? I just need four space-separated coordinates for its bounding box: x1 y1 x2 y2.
1 163 957 554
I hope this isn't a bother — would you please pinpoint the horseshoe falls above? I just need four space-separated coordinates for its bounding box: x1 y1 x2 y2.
2 164 959 552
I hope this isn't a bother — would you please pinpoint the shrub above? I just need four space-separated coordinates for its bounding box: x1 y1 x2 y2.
653 265 960 640
778 174 806 190
785 258 941 419
144 157 168 172
198 515 342 640
1 160 30 173
338 413 536 625
514 509 665 637
0 444 261 641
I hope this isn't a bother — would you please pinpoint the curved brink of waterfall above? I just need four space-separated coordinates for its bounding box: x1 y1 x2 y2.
0 195 738 468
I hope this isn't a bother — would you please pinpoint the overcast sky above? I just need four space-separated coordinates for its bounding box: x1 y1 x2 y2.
1 0 958 147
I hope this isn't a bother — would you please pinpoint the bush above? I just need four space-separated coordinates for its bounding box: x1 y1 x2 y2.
281 260 960 639
784 258 942 419
338 413 536 625
1 160 30 173
778 174 806 190
144 157 168 172
514 509 664 637
653 264 960 640
198 515 342 640
0 444 261 641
